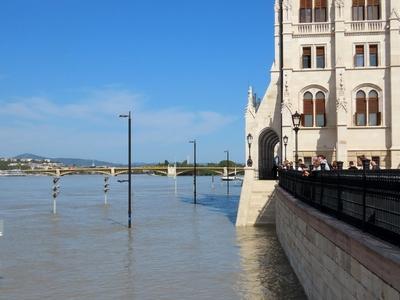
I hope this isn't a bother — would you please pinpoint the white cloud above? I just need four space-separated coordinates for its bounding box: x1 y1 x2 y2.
0 87 238 161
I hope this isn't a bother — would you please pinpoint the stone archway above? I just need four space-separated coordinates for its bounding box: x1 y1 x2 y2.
258 128 280 180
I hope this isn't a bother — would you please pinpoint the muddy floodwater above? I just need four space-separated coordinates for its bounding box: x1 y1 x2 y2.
0 175 305 299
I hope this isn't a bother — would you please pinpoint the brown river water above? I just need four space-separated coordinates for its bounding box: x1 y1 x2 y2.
0 175 305 299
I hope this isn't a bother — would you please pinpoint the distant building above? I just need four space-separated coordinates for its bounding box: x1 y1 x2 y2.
245 0 400 177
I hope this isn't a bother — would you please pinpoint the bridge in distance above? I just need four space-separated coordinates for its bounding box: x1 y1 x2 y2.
24 166 245 177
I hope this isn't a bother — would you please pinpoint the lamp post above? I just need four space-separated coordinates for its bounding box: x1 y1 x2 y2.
283 135 288 162
189 140 197 204
119 111 132 229
225 150 230 195
246 134 253 167
292 111 301 170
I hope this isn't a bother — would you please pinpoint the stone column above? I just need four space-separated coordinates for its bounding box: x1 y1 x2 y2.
334 3 348 164
389 5 400 168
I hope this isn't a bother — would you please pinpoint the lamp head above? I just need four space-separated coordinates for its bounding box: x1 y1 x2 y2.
119 114 129 118
292 111 301 129
246 134 253 145
283 135 288 145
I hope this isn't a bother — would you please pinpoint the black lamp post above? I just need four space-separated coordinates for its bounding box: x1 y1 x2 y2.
283 135 288 162
189 140 197 204
292 111 301 170
246 134 253 167
119 111 132 228
225 150 230 195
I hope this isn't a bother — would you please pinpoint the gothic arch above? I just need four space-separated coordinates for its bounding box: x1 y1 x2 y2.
258 128 280 180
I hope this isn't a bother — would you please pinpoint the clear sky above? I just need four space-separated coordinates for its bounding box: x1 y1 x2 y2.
0 0 275 164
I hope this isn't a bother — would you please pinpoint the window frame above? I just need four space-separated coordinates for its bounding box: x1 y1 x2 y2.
302 47 312 69
301 90 327 128
354 89 381 127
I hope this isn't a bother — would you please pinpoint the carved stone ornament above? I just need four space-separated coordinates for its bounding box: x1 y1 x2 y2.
281 99 293 114
274 1 280 13
336 98 347 113
335 0 344 18
284 73 290 97
338 72 345 97
335 0 344 8
283 0 292 21
390 9 399 21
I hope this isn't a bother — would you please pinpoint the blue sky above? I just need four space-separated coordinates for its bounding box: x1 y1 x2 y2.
0 0 274 163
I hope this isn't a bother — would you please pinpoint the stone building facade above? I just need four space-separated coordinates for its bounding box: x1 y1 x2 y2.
245 0 400 176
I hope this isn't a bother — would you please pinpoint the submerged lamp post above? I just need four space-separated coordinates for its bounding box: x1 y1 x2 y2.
246 134 253 167
225 150 230 195
292 111 301 170
189 140 197 204
283 135 288 162
119 111 132 228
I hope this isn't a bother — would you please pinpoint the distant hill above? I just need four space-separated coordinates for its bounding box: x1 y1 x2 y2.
13 153 130 167
14 153 47 160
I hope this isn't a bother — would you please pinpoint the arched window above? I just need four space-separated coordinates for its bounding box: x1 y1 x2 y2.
352 0 365 20
301 91 326 127
368 90 380 125
303 92 313 127
315 92 326 127
367 0 380 20
300 0 313 23
355 91 366 126
314 0 327 22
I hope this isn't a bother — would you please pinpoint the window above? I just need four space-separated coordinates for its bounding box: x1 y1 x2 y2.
367 0 380 20
356 91 366 126
355 89 381 126
301 91 326 128
368 90 380 125
300 0 313 23
314 0 327 22
316 47 325 68
352 0 365 20
369 44 378 66
303 92 314 127
302 47 312 68
355 45 365 67
315 92 326 127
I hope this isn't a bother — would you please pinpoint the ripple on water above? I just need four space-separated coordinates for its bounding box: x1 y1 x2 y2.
0 175 305 299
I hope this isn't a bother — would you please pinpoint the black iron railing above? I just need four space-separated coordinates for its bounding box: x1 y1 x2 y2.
279 169 400 246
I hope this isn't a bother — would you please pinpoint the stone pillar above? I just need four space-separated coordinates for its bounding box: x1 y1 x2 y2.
334 5 348 164
390 5 400 168
236 167 254 226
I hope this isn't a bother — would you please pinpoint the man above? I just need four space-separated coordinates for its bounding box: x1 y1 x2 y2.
348 161 358 170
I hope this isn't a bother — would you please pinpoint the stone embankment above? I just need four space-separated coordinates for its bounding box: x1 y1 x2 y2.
275 187 400 300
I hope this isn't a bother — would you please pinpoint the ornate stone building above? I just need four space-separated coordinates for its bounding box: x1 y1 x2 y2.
245 0 400 177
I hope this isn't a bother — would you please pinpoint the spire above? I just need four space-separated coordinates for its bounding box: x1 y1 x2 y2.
246 86 257 117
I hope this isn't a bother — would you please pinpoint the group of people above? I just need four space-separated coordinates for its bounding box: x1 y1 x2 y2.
280 154 380 176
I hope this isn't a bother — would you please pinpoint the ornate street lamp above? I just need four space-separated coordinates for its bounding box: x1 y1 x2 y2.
283 135 288 162
292 111 301 170
246 134 253 167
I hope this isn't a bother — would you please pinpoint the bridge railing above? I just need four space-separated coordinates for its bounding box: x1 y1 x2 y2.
278 169 400 247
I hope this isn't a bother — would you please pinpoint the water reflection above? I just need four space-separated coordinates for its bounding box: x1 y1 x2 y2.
0 175 305 299
236 226 306 299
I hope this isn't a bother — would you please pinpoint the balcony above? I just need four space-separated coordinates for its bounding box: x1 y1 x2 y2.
294 23 332 35
346 20 387 33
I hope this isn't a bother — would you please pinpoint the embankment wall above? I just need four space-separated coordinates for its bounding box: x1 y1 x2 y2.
275 187 400 300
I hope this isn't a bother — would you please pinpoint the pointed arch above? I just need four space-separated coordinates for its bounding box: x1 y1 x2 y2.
258 128 280 180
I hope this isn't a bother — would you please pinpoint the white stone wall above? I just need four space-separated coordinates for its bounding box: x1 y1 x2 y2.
275 187 400 300
245 0 400 169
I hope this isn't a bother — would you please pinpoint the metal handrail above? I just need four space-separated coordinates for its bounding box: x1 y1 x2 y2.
278 169 400 246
